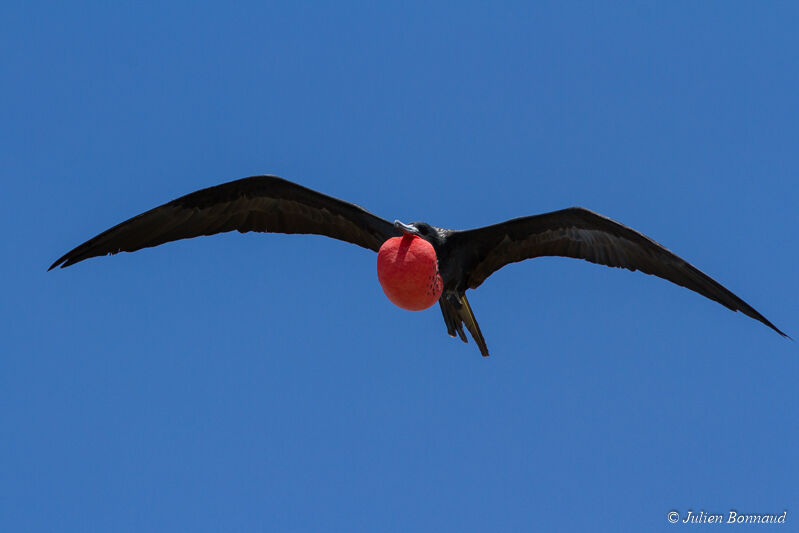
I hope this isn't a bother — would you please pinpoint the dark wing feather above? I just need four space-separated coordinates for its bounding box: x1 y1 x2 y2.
451 207 787 337
49 175 398 269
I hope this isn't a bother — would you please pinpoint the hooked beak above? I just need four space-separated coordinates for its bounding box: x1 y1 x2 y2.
394 220 418 236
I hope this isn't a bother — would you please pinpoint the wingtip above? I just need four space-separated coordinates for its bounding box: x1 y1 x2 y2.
48 255 69 271
765 321 790 340
49 250 87 270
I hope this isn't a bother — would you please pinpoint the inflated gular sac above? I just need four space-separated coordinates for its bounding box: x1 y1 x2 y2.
377 235 443 311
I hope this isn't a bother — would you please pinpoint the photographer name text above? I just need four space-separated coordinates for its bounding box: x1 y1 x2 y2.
668 510 787 525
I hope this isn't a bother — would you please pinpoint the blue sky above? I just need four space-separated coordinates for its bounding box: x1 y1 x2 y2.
2 2 797 531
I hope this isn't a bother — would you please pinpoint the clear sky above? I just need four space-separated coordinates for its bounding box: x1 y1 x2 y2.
2 2 797 531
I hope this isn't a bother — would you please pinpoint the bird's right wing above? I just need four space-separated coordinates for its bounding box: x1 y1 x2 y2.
449 207 786 337
50 175 399 269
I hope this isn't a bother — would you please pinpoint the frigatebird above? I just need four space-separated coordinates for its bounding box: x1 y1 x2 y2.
49 175 787 356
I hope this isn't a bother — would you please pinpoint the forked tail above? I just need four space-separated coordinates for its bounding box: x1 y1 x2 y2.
438 292 489 356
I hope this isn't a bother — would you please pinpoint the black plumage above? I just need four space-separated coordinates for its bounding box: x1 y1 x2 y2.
50 175 787 356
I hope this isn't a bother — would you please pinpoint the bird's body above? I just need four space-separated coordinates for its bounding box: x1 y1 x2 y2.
50 175 787 356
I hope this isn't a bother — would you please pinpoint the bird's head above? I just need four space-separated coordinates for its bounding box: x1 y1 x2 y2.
394 220 439 244
394 220 419 236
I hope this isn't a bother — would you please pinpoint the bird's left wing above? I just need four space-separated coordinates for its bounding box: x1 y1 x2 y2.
50 175 398 269
449 207 787 337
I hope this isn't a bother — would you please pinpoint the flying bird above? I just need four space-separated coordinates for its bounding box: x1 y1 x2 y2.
49 175 787 356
